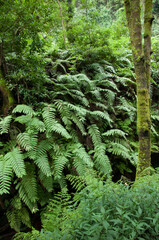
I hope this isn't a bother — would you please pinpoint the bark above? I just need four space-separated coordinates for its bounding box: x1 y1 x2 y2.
0 42 14 115
57 0 67 49
123 0 153 178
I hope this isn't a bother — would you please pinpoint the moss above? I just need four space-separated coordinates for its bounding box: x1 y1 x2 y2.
0 74 14 114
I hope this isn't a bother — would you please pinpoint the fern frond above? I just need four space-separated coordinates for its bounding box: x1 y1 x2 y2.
39 170 53 192
42 105 56 125
71 113 86 135
16 164 37 211
89 111 112 125
34 151 52 177
88 124 101 146
0 116 12 134
71 143 93 167
17 132 38 151
20 207 31 228
107 142 131 159
12 104 35 116
0 156 12 194
103 129 127 139
54 155 69 179
151 114 159 121
73 157 86 176
27 117 46 132
66 174 85 192
6 209 21 232
14 115 32 124
51 122 71 139
94 144 112 175
64 102 87 116
42 105 71 139
4 148 26 178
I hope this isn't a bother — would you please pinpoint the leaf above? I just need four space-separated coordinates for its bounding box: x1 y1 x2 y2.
4 148 26 178
0 116 12 134
13 105 35 116
0 156 12 194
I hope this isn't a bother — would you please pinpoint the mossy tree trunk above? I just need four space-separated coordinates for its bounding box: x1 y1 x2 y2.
0 42 14 115
123 0 153 178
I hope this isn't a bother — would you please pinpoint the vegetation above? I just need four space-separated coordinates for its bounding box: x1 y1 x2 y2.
0 0 159 239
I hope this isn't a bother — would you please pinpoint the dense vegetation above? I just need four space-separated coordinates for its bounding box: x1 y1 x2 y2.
0 0 159 239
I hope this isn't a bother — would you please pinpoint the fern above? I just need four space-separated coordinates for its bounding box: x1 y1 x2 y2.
39 170 53 192
54 155 70 179
88 124 101 146
0 156 13 194
13 104 35 116
4 148 26 178
94 144 112 175
107 142 131 160
89 110 112 126
6 207 31 232
6 209 21 232
34 152 52 177
16 163 37 211
15 115 32 124
103 129 127 139
0 115 12 134
17 132 38 151
71 143 93 168
70 113 86 135
42 105 71 139
66 174 85 192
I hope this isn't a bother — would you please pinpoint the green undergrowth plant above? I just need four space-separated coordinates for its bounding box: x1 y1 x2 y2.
14 171 159 240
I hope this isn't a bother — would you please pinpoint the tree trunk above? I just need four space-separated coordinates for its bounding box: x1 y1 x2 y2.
0 42 14 115
123 0 153 178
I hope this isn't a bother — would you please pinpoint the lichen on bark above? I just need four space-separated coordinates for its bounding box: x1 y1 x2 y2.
123 0 153 179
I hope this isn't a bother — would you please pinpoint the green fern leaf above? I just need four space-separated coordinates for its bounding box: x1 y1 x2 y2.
39 170 53 192
4 148 26 178
14 115 32 124
17 132 38 151
6 209 21 232
88 124 101 146
16 163 38 211
107 142 131 159
12 104 35 116
71 114 86 135
103 129 127 139
0 116 12 134
0 156 12 194
94 144 112 175
72 143 93 167
34 151 52 177
54 155 69 179
89 111 112 126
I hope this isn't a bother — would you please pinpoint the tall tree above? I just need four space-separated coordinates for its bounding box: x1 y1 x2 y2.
123 0 153 178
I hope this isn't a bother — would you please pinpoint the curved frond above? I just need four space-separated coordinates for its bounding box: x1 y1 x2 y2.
0 116 12 134
54 155 69 179
0 156 12 194
12 104 35 116
88 124 101 147
16 163 37 211
103 129 127 139
39 170 53 192
17 132 38 151
4 148 26 178
34 151 52 177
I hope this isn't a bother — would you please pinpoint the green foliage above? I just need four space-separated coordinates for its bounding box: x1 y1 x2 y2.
1 0 159 236
20 173 159 240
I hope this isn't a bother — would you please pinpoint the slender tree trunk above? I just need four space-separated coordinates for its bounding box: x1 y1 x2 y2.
57 0 67 49
123 0 153 178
